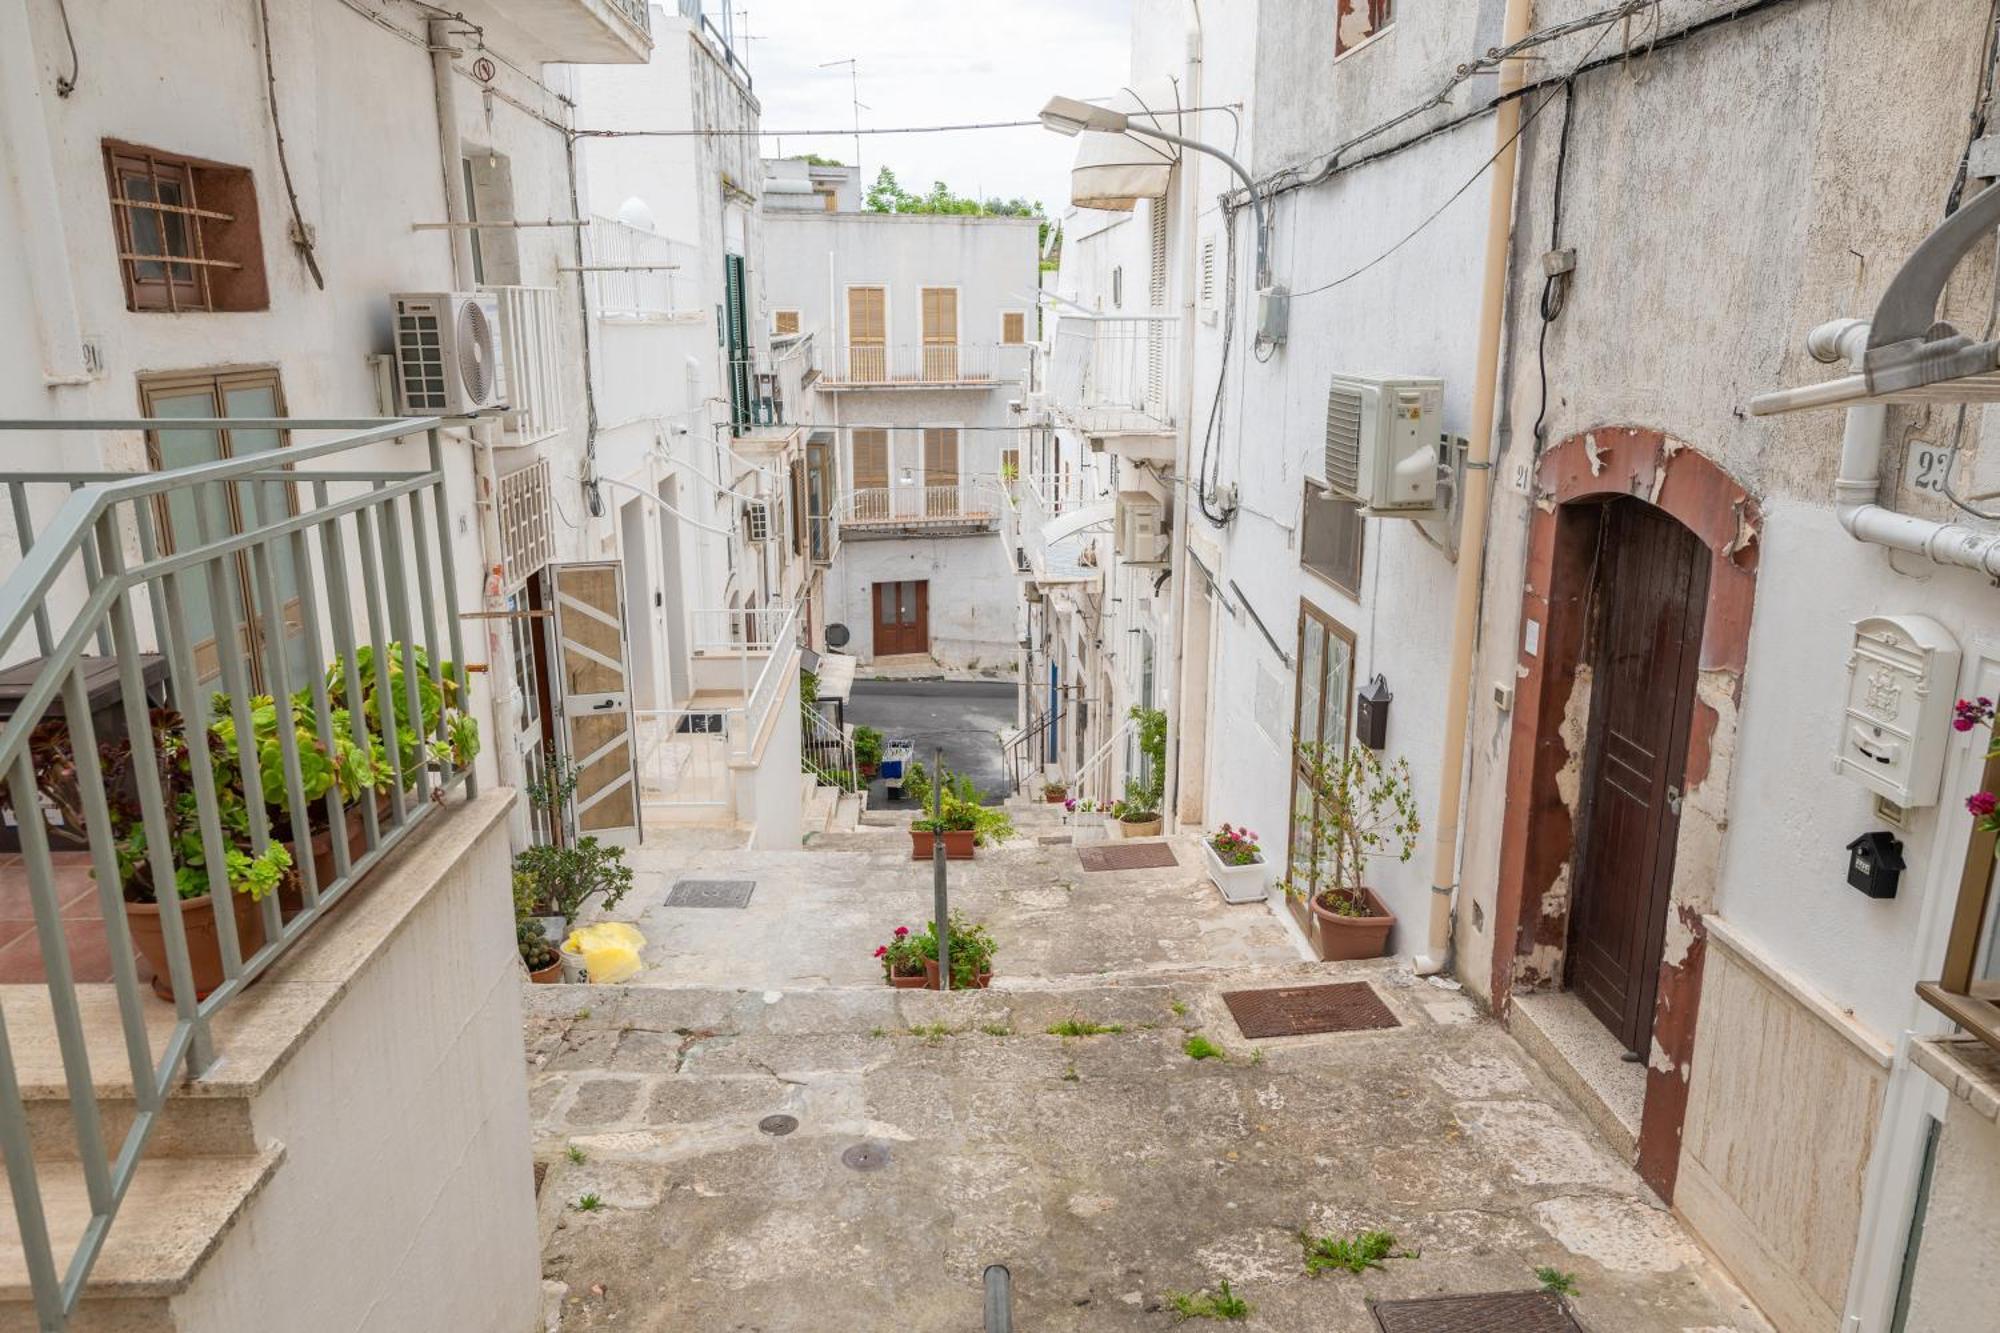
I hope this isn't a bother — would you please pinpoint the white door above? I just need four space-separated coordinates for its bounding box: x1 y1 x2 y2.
551 562 640 843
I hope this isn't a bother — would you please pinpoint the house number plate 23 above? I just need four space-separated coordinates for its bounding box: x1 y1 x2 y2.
1904 440 1954 497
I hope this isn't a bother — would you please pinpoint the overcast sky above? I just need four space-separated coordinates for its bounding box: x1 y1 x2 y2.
736 0 1131 213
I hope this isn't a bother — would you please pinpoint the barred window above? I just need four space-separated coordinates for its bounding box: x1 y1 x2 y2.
103 142 267 313
1335 0 1394 57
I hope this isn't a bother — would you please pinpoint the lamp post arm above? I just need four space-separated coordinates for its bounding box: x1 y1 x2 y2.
1121 124 1269 290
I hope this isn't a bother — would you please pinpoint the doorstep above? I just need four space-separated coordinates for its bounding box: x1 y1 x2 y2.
1510 989 1646 1161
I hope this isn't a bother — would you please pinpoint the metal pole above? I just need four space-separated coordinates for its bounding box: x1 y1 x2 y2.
931 744 948 992
983 1265 1013 1332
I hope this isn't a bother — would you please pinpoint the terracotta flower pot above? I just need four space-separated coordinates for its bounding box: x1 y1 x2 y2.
528 958 564 984
1119 815 1164 838
1308 887 1396 961
278 796 392 921
1044 789 1068 804
910 828 976 861
887 968 928 989
922 957 992 990
126 889 268 1001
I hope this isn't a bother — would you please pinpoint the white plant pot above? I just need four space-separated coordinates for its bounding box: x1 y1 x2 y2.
1202 839 1270 904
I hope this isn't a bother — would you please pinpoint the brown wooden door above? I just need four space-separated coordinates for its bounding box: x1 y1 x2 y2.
1567 499 1709 1054
872 580 928 657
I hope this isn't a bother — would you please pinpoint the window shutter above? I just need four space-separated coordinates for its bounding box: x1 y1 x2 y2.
922 427 959 486
1001 311 1026 345
852 427 889 489
774 310 800 336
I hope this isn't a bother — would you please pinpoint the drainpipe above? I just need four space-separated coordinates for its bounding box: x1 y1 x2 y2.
426 20 478 292
1162 0 1204 834
1415 0 1534 978
1820 317 2000 574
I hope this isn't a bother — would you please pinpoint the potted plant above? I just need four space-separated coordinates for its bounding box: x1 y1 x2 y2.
520 919 562 983
1042 779 1069 805
1115 706 1167 837
875 925 928 988
910 805 978 860
513 837 634 931
1203 823 1270 905
918 913 997 989
854 726 885 780
1283 744 1420 961
908 765 993 859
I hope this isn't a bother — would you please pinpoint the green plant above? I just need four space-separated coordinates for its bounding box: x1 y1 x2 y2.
874 924 926 981
906 1022 956 1043
1283 744 1420 914
1043 779 1069 799
1535 1267 1578 1295
853 726 885 771
999 459 1019 483
574 1193 604 1212
518 917 558 972
524 754 580 837
1300 1228 1412 1276
1208 823 1262 866
917 912 997 986
1047 1019 1124 1037
565 1145 587 1165
1169 999 1189 1017
980 1023 1013 1036
513 838 633 927
322 641 477 773
1115 705 1167 821
1249 1048 1266 1066
1061 1064 1080 1082
1183 1034 1226 1061
1166 1279 1250 1321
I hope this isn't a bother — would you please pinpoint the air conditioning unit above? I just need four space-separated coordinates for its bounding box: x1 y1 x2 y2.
1115 492 1168 565
1324 374 1445 514
743 500 772 543
391 292 507 415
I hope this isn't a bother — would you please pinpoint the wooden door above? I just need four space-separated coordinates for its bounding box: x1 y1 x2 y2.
1567 499 1709 1054
551 562 639 842
872 580 928 657
921 287 958 380
847 286 885 381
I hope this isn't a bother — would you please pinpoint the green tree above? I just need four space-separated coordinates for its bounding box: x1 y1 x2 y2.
864 167 1046 226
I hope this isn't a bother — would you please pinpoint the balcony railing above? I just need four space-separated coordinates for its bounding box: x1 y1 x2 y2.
484 284 567 446
676 0 751 86
1047 314 1180 434
837 482 997 530
818 342 1031 388
689 605 794 654
587 220 702 321
0 417 474 1328
1004 471 1104 585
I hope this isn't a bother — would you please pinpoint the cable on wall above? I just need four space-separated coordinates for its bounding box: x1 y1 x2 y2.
1531 80 1578 451
53 0 79 96
256 0 326 289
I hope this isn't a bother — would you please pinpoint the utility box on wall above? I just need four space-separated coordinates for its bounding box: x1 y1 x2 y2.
1834 614 1960 807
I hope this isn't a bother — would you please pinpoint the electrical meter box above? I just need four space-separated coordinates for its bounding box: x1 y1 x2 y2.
1834 614 1960 807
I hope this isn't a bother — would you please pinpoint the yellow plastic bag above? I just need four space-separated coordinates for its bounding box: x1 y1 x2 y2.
563 922 646 984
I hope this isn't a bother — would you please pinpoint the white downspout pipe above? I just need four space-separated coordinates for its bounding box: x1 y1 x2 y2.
1822 316 2000 575
1163 0 1204 834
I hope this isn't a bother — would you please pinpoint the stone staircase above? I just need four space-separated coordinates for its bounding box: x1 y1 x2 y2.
799 772 865 838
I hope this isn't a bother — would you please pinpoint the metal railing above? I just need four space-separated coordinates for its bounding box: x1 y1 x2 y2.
587 219 701 321
1072 718 1135 808
802 705 859 795
1047 313 1179 434
635 707 735 808
0 417 474 1328
676 0 750 86
820 343 1030 387
608 0 653 36
838 483 997 527
485 284 567 447
1012 471 1103 582
689 605 793 654
1001 709 1056 796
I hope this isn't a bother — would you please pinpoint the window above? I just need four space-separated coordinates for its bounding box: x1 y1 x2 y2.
1335 0 1394 57
1000 310 1027 345
725 253 750 432
807 436 834 562
139 368 300 692
104 142 267 313
847 286 886 380
1001 447 1020 481
921 287 959 379
1301 481 1365 596
773 309 802 337
851 427 889 490
1287 603 1357 903
462 151 520 285
790 459 807 555
1920 745 2000 1050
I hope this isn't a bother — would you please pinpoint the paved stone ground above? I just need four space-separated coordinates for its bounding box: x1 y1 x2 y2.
534 806 1770 1332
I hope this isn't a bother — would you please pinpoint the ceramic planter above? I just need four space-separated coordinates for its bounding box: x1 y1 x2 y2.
886 968 928 989
1118 815 1164 838
528 958 564 984
910 828 976 861
1308 887 1396 961
277 795 394 921
922 957 992 989
126 889 268 1001
1201 840 1270 905
1043 789 1069 804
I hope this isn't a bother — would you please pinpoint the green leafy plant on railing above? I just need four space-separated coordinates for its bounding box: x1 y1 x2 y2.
324 642 479 774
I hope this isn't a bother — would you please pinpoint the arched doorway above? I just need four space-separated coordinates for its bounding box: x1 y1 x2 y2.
1491 427 1760 1200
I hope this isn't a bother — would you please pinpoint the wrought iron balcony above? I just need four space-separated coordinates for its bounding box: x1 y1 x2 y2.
1046 314 1180 436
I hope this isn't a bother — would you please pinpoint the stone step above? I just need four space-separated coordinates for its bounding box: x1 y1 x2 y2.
805 784 839 832
0 1149 282 1328
832 791 865 833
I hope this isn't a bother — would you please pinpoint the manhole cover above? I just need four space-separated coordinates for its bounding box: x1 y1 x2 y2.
665 879 756 909
1372 1290 1583 1332
758 1114 798 1136
1222 981 1401 1039
1038 834 1073 846
840 1141 892 1171
1076 842 1179 872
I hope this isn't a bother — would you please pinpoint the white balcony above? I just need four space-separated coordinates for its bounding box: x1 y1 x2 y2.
1047 314 1180 438
484 0 652 63
587 220 703 321
837 482 998 536
817 342 1031 389
484 284 567 447
1008 471 1106 586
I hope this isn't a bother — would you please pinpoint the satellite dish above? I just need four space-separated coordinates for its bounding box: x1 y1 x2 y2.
825 622 851 649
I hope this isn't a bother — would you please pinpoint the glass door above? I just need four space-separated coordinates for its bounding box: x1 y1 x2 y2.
1287 603 1356 901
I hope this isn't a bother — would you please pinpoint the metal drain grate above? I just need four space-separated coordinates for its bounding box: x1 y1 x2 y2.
840 1141 892 1171
1038 834 1073 846
1221 981 1401 1039
758 1114 798 1136
1076 842 1179 872
1372 1291 1583 1333
665 879 756 909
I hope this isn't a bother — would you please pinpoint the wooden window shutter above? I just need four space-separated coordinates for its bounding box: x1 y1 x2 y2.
922 427 959 486
1001 311 1026 345
852 428 889 489
921 288 958 344
774 310 800 336
847 287 885 344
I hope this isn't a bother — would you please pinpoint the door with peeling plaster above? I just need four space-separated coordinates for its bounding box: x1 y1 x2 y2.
1566 498 1709 1056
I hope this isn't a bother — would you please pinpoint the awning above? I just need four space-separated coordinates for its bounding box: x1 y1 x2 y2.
1068 81 1189 211
815 652 857 704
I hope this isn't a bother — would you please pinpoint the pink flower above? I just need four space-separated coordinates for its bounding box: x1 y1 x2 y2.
1065 798 1077 811
894 926 909 937
1956 716 1977 733
1968 791 1997 818
873 945 888 958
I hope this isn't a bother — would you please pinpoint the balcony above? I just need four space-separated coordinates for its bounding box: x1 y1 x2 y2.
836 482 998 538
638 605 800 814
816 342 1032 390
486 0 652 63
1006 471 1107 586
484 284 568 447
1046 313 1180 440
587 219 703 322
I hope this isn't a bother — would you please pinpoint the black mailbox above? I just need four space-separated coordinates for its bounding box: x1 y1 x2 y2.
1845 831 1905 900
1356 674 1392 751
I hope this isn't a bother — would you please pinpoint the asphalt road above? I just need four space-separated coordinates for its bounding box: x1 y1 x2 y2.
841 678 1016 808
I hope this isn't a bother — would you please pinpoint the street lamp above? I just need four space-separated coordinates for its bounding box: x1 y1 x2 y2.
1038 94 1278 334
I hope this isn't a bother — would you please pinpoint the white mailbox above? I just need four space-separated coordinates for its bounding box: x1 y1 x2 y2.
1835 614 1960 806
